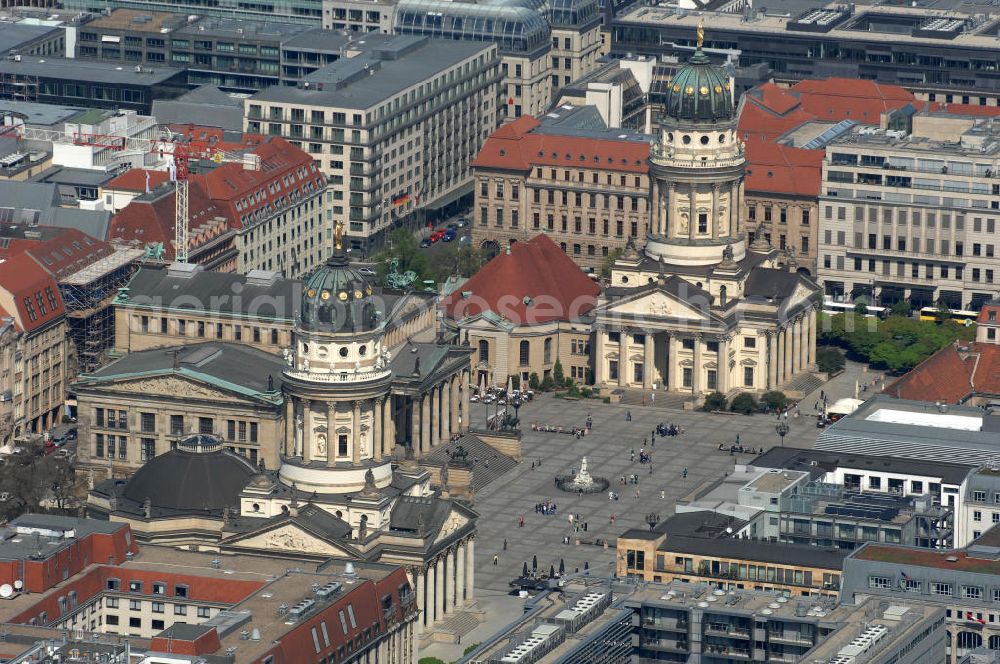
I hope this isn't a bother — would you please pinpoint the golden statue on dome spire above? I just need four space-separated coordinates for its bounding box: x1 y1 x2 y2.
696 19 704 48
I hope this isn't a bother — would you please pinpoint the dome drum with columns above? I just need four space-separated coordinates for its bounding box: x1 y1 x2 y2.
592 27 821 399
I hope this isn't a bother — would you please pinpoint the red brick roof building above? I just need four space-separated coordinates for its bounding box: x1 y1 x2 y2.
884 342 1000 405
442 233 600 386
470 110 652 273
0 252 68 437
109 136 328 277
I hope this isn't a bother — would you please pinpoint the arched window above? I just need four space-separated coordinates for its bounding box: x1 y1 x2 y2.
478 339 489 363
519 340 530 366
543 337 552 364
720 285 727 306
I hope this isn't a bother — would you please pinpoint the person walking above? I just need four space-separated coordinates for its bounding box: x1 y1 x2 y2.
493 554 499 566
503 538 508 550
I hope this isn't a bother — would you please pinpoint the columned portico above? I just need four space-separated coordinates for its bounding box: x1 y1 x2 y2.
692 335 703 394
718 336 730 393
618 329 628 387
643 333 654 389
768 332 778 389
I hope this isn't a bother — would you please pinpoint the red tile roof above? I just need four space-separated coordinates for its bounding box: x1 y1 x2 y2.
744 139 823 197
441 234 600 325
473 115 650 174
791 78 917 123
104 169 170 193
977 303 1000 325
883 341 1000 403
0 253 64 333
8 228 115 281
926 102 1000 118
854 543 1000 574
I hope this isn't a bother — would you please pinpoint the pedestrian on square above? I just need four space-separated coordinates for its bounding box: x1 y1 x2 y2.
493 555 499 566
626 410 631 421
503 538 508 550
660 490 665 499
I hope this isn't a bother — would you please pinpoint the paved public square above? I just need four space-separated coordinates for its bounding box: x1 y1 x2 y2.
470 392 826 594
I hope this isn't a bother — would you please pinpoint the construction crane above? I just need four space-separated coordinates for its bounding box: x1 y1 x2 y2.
72 129 260 263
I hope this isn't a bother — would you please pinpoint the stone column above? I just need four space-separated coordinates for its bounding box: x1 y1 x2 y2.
800 314 810 371
383 396 394 457
808 308 817 368
651 178 661 236
429 386 438 448
327 401 337 467
768 332 778 389
449 375 460 436
410 399 420 453
444 549 454 615
666 334 677 391
711 184 719 240
456 541 466 605
666 182 676 239
776 329 785 386
352 400 361 463
462 369 470 432
302 402 313 464
284 398 294 456
415 570 425 633
718 336 729 393
420 395 430 454
692 335 703 394
441 382 451 442
642 332 654 389
434 555 444 622
594 328 606 385
425 561 436 626
374 398 384 462
730 180 739 237
618 329 628 387
688 185 697 240
783 325 793 382
466 537 475 601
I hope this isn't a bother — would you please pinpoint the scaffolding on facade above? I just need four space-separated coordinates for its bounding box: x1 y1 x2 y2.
61 248 143 375
0 71 38 103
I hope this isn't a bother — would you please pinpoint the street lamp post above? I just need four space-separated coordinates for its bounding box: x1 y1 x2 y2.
775 419 789 448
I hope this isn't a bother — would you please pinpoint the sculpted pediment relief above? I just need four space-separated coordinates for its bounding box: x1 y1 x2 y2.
229 523 344 556
109 375 248 403
607 291 709 321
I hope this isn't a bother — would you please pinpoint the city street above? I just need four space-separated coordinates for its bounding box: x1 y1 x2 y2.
470 392 825 594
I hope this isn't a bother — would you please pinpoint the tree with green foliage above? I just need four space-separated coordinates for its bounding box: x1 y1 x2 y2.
889 300 911 317
600 248 622 280
373 229 434 286
437 244 486 279
703 392 727 412
528 372 540 390
418 658 446 664
853 296 869 316
730 393 758 415
510 374 521 390
816 346 846 374
935 302 953 325
540 375 555 391
819 313 972 374
759 391 788 413
463 644 481 656
553 359 566 386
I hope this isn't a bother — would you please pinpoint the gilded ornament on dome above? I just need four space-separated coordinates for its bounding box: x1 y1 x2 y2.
354 290 363 299
685 86 694 95
337 291 348 301
365 286 373 295
672 84 680 92
699 86 709 95
724 82 731 90
714 85 722 93
307 288 317 297
321 290 331 300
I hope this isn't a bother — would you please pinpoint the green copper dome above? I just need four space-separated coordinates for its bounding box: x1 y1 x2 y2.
664 49 734 122
300 251 378 332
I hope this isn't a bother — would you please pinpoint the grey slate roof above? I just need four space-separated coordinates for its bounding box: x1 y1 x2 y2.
389 495 451 535
121 264 301 321
389 341 473 389
152 86 246 131
656 511 849 569
251 35 491 110
0 23 61 54
0 181 60 211
750 445 975 486
39 207 113 241
0 57 184 85
79 342 286 402
744 268 806 299
0 515 126 562
281 27 354 52
0 100 86 127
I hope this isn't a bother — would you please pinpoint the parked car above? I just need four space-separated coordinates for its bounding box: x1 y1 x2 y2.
420 237 433 248
459 236 471 245
456 218 470 228
358 267 376 276
443 229 457 242
430 231 444 243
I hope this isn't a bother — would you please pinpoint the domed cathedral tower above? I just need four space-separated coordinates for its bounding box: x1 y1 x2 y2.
591 24 822 399
645 24 747 267
278 230 395 495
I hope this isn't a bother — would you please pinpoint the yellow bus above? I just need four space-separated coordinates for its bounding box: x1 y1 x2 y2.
918 307 978 326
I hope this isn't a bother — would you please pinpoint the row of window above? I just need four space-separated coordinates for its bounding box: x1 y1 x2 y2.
607 360 756 389
138 315 284 344
870 575 999 601
748 205 810 225
824 205 1000 234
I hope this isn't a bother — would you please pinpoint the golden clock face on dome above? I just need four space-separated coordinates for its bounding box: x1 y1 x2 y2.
321 290 331 301
672 84 680 93
354 290 363 299
685 86 694 95
337 291 348 301
699 86 709 95
715 85 722 93
307 288 316 297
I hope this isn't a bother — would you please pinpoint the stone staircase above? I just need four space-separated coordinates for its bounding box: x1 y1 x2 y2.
782 373 825 399
438 611 480 638
423 433 518 492
618 389 695 411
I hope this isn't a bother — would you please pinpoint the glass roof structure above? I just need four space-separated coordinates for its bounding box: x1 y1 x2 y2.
396 0 552 56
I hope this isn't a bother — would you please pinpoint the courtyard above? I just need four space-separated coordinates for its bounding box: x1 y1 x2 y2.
469 393 826 594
